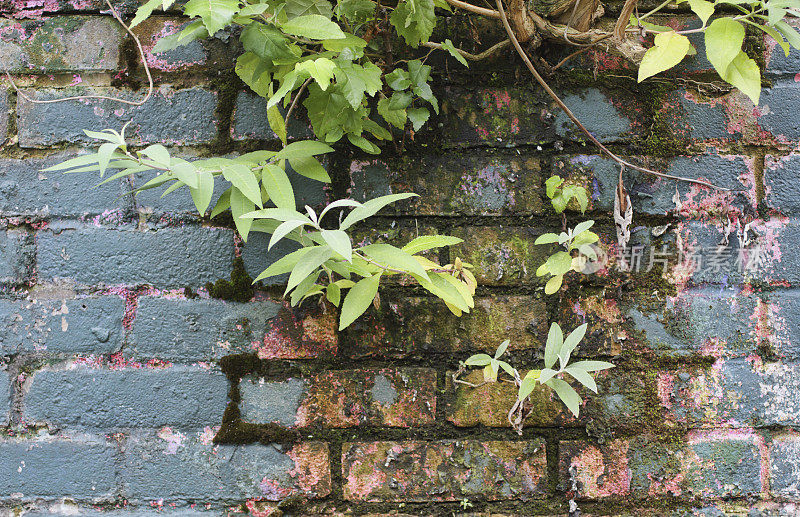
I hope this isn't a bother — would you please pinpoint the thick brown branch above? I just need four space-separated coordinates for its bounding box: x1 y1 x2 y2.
444 0 502 18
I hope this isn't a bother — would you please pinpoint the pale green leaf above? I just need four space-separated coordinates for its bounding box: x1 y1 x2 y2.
407 107 430 131
184 0 239 35
289 156 331 182
130 0 161 28
253 246 313 282
223 164 263 208
281 14 347 39
261 163 296 209
565 366 598 393
286 245 333 294
230 187 255 241
170 160 199 189
440 38 468 66
401 235 462 255
638 31 692 82
688 0 715 23
321 229 352 261
275 140 335 159
360 243 430 280
545 275 563 295
544 322 563 369
723 51 761 105
547 378 582 417
191 170 214 215
705 18 745 77
569 360 615 372
339 273 381 329
296 57 337 90
340 193 418 229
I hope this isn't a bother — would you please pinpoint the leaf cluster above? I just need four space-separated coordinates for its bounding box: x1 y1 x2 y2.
534 220 600 294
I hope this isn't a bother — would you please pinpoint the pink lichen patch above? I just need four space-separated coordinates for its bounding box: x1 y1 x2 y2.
157 426 186 455
138 19 207 72
252 302 337 359
286 442 332 498
564 440 631 499
244 500 281 517
5 0 60 18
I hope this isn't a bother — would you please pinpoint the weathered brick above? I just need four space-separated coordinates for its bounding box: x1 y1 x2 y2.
555 293 624 358
343 294 547 358
445 370 572 428
677 217 796 286
0 0 106 17
130 296 336 362
20 510 220 517
123 432 330 501
625 286 762 358
553 153 755 216
341 440 547 501
231 91 312 142
682 430 764 499
662 359 800 428
0 16 123 73
559 439 632 499
0 229 33 285
24 365 228 430
134 17 209 72
239 368 436 428
766 19 800 75
449 227 550 286
36 225 234 288
554 88 637 143
348 153 543 216
769 433 800 499
760 80 800 144
0 89 8 141
765 154 800 214
17 87 218 148
0 152 128 216
0 296 125 355
670 90 733 141
0 435 118 500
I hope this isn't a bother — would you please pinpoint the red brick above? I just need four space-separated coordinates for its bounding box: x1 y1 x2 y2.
341 440 547 501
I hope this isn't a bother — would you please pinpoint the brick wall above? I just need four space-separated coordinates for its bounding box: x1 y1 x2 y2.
1 4 800 517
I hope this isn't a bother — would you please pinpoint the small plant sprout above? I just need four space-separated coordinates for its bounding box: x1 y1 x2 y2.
456 324 614 434
463 339 514 382
545 176 589 214
534 220 601 294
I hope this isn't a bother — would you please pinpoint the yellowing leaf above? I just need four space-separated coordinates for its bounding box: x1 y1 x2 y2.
638 31 691 82
723 51 761 105
705 18 745 79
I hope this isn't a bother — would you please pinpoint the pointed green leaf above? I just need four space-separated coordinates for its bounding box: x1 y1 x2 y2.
339 273 381 329
261 164 296 209
191 170 214 215
705 18 745 77
223 164 263 208
638 31 692 82
547 378 582 417
544 322 563 369
230 187 255 241
281 14 347 39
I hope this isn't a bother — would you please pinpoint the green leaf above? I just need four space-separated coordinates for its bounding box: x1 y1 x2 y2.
544 322 563 369
261 164 296 209
321 33 369 52
223 164 263 208
418 272 469 312
407 107 430 131
545 274 563 295
748 21 790 56
518 374 538 401
321 229 352 261
401 235 462 254
336 0 376 22
340 193 417 229
534 233 559 245
130 0 161 27
43 153 99 172
545 175 563 198
304 84 367 143
465 353 492 366
210 187 231 218
326 282 341 306
723 51 761 105
546 251 573 276
170 160 199 189
241 22 298 63
152 20 209 53
775 20 800 50
184 0 240 35
440 39 468 66
235 51 274 98
573 220 594 235
286 245 333 294
339 273 381 329
705 18 745 77
547 378 582 417
360 243 430 280
296 57 337 90
191 170 215 215
570 360 615 372
377 97 407 130
230 187 255 241
269 219 307 250
348 134 380 154
289 156 331 182
275 140 335 159
687 0 715 23
390 0 436 47
281 14 347 39
97 142 119 177
385 69 412 90
254 246 313 282
565 366 597 393
286 0 334 18
140 144 171 166
638 30 692 82
495 339 509 358
334 60 382 109
267 103 287 146
537 368 557 384
560 323 587 367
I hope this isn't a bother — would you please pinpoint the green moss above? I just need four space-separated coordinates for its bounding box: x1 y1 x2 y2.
639 83 688 158
206 256 255 302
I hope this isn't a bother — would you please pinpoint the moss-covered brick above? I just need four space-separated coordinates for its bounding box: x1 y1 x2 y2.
123 433 330 501
348 153 543 216
17 87 219 148
449 227 551 287
342 294 547 358
341 440 547 501
445 369 573 428
238 368 437 428
682 430 764 499
0 17 123 73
